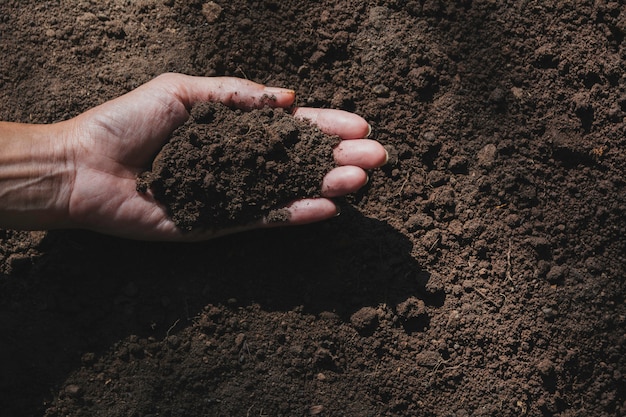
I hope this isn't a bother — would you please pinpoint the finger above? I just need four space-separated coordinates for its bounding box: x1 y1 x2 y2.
181 198 338 238
264 198 339 227
182 167 366 238
321 166 368 197
155 73 296 110
333 139 388 169
292 107 371 139
157 196 341 240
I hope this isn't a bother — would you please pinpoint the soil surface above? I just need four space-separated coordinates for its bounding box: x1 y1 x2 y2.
137 103 339 231
1 1 625 416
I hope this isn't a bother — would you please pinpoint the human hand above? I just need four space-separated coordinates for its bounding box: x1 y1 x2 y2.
9 73 387 240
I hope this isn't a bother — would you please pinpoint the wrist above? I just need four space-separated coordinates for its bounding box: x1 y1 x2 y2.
0 121 74 230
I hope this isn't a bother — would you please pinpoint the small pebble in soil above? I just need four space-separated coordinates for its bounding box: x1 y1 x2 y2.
372 84 390 97
477 143 497 168
542 307 558 320
64 384 83 398
309 405 325 415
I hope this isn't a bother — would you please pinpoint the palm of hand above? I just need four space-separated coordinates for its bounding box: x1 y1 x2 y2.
66 81 189 239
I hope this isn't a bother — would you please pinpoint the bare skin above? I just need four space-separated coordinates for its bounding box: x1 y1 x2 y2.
0 73 387 241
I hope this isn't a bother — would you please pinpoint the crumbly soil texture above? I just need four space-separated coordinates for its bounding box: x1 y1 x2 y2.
137 103 339 231
1 1 626 417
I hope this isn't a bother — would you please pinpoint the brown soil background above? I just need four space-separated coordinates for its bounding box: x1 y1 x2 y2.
1 1 625 416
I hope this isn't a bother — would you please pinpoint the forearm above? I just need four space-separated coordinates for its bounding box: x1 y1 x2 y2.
0 121 73 230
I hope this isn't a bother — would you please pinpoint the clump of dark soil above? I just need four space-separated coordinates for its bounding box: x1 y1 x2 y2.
137 103 340 231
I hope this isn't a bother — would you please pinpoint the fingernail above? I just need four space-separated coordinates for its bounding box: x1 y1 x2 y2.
335 205 342 217
384 149 389 165
363 174 370 186
264 87 295 95
366 123 372 138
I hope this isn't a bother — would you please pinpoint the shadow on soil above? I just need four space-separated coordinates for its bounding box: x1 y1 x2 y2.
1 204 439 416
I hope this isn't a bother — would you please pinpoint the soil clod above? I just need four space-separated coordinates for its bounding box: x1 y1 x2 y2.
137 103 340 232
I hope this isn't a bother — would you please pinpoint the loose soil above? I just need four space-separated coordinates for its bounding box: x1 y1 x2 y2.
137 103 339 231
1 1 625 417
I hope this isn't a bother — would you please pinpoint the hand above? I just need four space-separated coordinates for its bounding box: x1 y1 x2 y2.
55 73 387 240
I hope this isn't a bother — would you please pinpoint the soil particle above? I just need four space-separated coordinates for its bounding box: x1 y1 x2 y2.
201 2 223 23
476 143 497 168
546 264 569 284
62 385 82 399
396 296 429 333
137 103 340 232
350 306 379 334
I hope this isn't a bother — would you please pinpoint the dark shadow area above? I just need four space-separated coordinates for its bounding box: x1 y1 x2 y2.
0 205 439 416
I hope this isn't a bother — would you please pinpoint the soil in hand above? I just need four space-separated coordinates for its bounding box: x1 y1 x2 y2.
137 103 340 232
